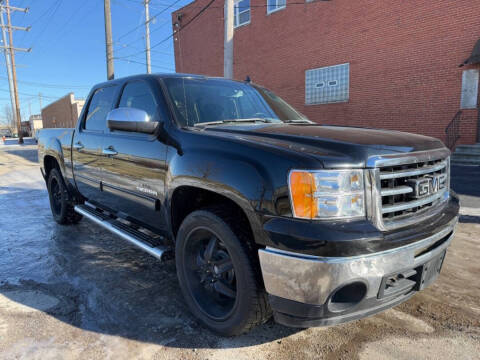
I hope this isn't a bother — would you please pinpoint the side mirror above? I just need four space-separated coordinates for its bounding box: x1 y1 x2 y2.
107 107 159 134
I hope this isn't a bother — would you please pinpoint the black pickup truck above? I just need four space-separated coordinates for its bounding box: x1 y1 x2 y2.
38 74 459 336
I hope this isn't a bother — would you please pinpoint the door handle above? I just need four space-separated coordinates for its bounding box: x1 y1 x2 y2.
103 146 118 156
73 142 84 151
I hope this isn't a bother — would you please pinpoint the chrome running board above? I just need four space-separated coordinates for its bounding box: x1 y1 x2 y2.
74 203 172 261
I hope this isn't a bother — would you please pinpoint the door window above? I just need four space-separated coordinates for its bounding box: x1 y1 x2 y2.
119 81 159 121
84 86 118 131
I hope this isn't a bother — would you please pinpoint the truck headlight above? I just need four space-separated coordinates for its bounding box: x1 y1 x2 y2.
289 170 365 219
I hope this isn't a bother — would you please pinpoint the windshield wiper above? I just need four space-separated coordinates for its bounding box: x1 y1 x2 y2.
193 120 225 127
284 119 314 124
193 118 275 127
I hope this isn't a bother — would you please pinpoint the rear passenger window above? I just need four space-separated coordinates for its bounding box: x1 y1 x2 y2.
84 86 118 131
119 81 158 121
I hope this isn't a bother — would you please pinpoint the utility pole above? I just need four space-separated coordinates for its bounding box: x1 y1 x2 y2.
38 92 42 110
2 0 30 144
223 0 234 79
0 5 16 129
104 0 114 80
144 0 151 74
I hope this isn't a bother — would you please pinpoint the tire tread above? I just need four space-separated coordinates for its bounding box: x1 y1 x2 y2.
201 205 272 334
48 168 82 225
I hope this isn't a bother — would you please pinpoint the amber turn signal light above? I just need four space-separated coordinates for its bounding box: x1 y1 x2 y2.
289 171 317 219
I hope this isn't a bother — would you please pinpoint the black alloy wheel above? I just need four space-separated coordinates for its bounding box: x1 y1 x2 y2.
50 176 63 216
47 168 82 225
176 207 271 336
184 228 237 320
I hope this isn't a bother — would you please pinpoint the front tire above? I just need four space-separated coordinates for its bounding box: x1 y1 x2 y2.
47 168 82 225
175 207 270 336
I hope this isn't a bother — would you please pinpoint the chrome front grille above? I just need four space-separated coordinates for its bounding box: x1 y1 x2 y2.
379 158 448 220
367 148 451 231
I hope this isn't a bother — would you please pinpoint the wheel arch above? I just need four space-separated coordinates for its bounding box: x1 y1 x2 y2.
41 137 67 181
169 185 264 252
44 155 61 179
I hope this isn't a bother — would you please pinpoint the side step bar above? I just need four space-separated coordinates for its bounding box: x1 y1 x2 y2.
74 204 172 261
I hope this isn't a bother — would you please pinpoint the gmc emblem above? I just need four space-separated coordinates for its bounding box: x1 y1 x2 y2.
408 174 446 198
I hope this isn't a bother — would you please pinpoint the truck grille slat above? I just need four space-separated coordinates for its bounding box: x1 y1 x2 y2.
381 188 447 214
380 185 413 197
379 161 447 180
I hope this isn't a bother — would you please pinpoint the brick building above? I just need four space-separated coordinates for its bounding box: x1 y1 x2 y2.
41 93 85 129
172 0 480 145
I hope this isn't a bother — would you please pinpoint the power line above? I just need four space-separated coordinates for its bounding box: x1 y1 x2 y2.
152 0 217 50
114 57 174 71
50 0 92 43
113 17 171 52
115 41 173 55
17 0 63 60
113 3 147 52
115 0 333 63
114 0 184 43
0 88 60 99
0 75 90 89
114 49 173 62
118 0 217 61
120 1 330 10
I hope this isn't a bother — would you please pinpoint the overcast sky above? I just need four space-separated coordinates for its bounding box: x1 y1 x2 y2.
0 0 190 123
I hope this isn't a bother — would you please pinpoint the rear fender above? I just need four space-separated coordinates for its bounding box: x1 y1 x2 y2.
42 137 67 181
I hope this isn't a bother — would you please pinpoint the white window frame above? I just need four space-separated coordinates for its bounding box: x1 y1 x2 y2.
234 0 250 28
267 0 286 15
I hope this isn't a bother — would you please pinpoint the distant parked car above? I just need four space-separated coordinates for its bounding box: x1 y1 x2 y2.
0 129 12 138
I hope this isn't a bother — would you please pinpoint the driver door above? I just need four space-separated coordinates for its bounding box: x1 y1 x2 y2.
72 85 118 202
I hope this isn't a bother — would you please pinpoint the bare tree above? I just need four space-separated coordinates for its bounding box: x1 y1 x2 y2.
3 104 15 135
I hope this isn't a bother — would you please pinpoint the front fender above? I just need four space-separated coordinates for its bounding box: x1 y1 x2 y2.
166 147 275 245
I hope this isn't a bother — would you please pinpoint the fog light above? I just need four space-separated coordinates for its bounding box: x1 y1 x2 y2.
328 281 367 313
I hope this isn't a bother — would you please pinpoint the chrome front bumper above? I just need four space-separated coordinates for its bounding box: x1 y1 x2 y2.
259 216 457 314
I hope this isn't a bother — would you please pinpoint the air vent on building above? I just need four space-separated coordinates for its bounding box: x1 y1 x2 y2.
305 63 349 105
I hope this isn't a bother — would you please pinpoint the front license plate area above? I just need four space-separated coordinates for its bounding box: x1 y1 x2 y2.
418 250 446 290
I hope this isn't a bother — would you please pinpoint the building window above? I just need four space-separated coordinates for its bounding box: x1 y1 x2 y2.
234 0 250 28
267 0 286 14
305 63 350 105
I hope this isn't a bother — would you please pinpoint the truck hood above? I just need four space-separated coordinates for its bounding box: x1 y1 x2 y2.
200 123 446 168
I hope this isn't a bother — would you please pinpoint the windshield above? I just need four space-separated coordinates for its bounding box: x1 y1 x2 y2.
163 77 309 127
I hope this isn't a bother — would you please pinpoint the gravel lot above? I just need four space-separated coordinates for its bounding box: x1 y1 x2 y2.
0 142 479 360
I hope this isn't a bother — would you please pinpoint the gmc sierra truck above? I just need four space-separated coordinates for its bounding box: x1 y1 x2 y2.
38 74 459 336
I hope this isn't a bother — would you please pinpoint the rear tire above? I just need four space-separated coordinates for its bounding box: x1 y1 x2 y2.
175 207 271 336
47 168 82 225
